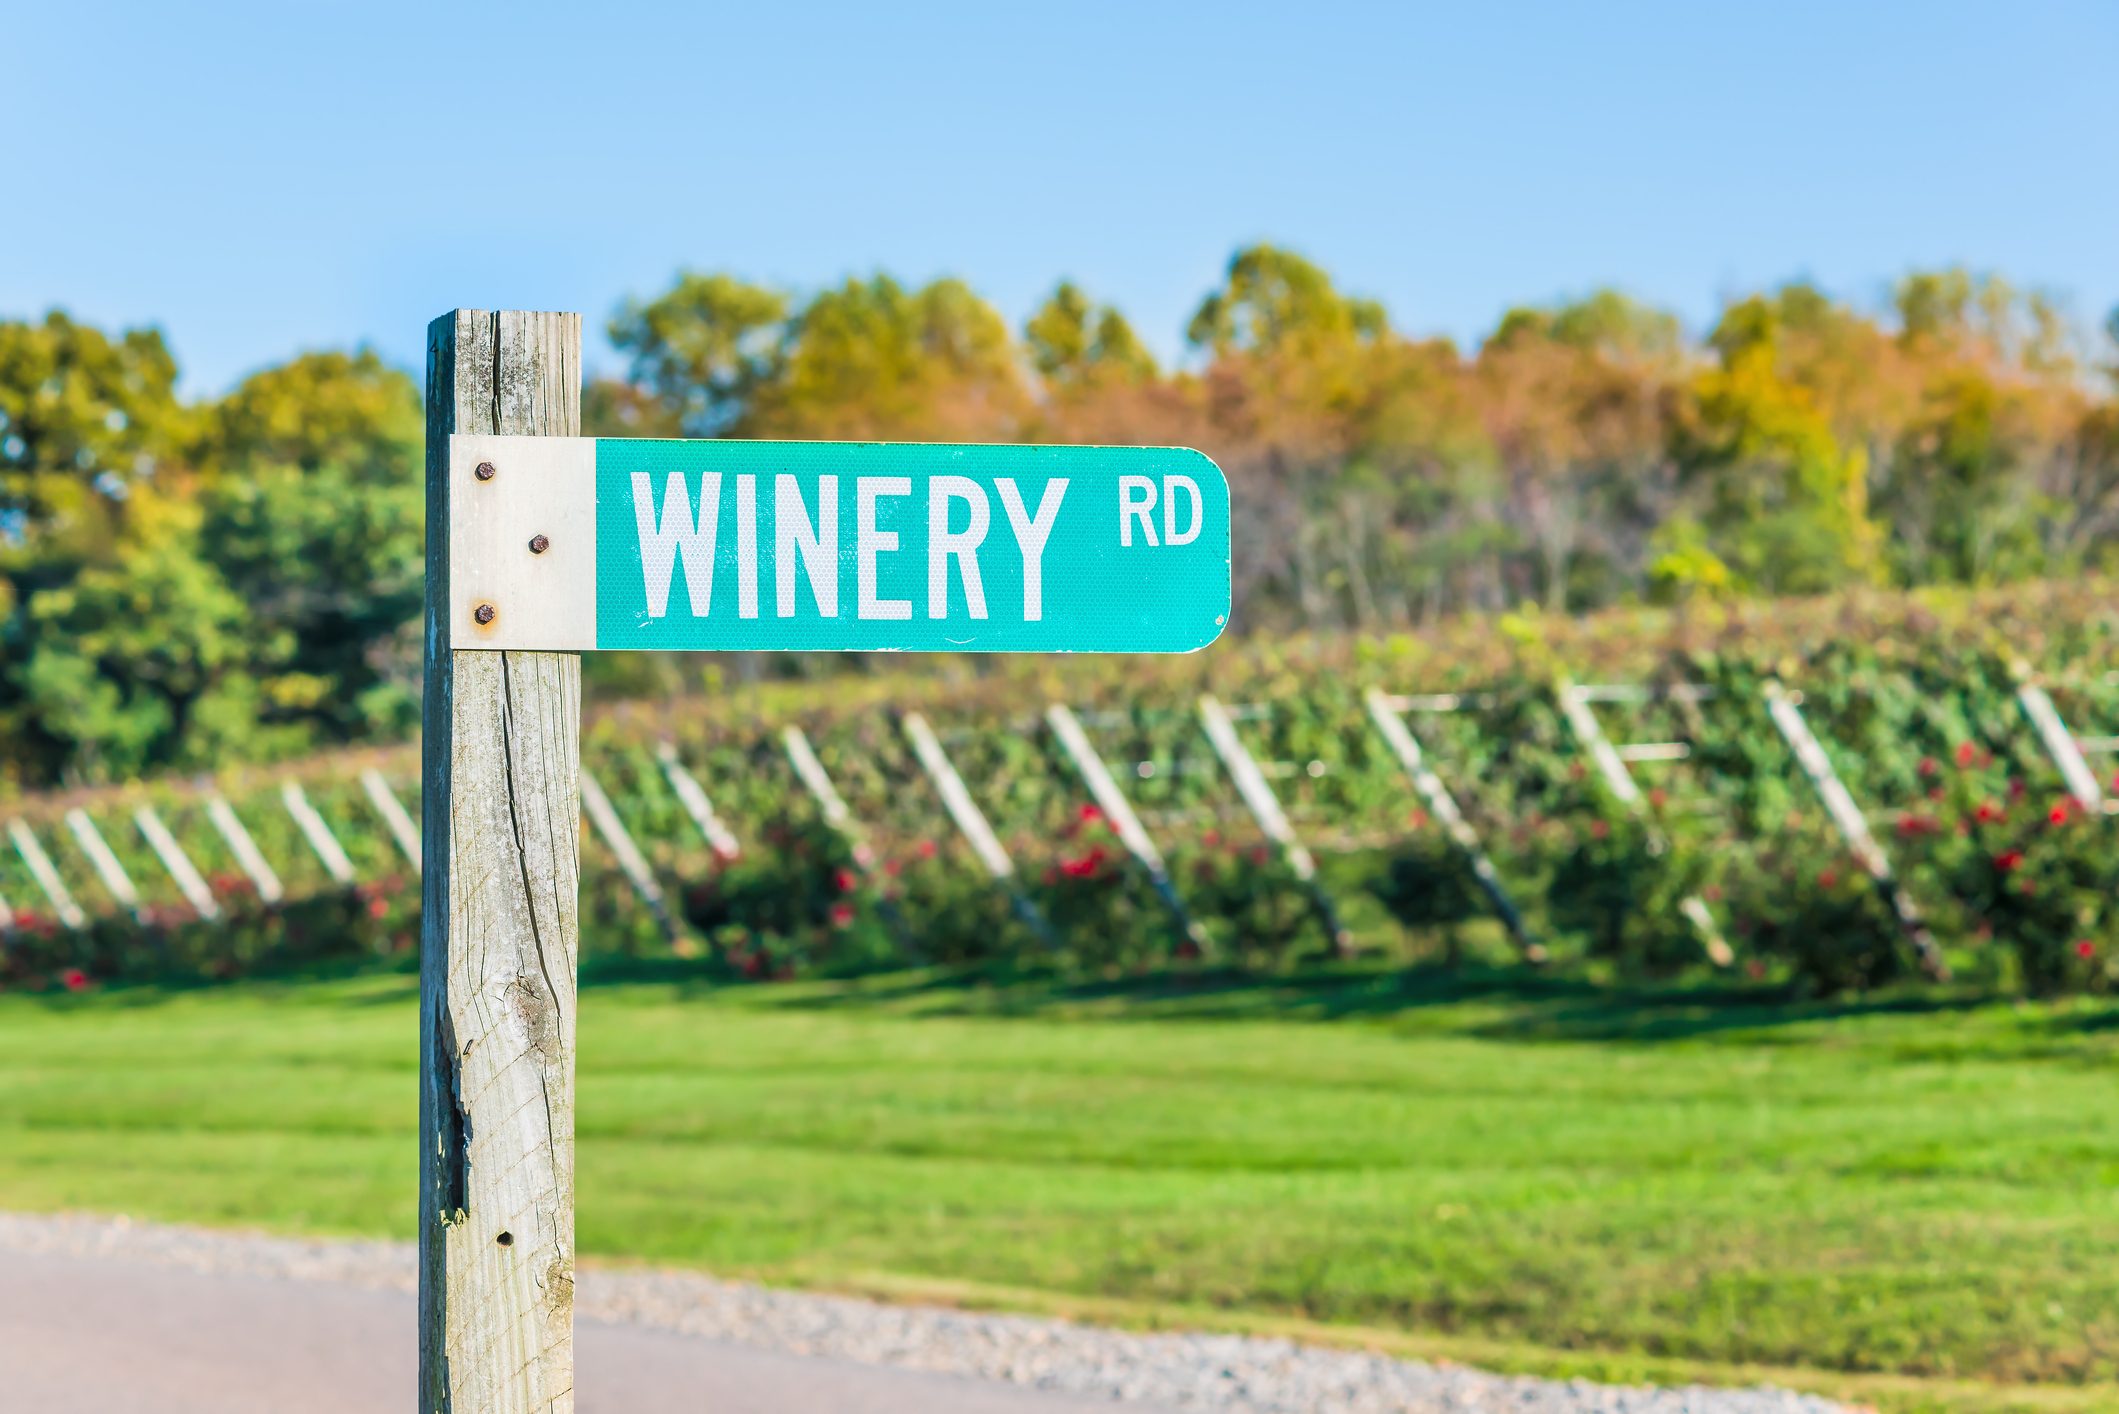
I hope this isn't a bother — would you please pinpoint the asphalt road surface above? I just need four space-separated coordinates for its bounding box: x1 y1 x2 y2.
0 1245 1156 1413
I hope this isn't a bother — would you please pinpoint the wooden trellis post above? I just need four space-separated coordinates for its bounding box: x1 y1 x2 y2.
420 309 581 1414
65 808 146 926
1555 680 1733 967
779 723 918 954
1197 695 1352 955
134 805 220 922
282 781 357 886
1363 687 1538 958
1045 702 1213 953
2013 671 2105 812
1762 680 1947 980
579 769 679 944
901 711 1056 946
655 743 741 862
9 820 86 930
360 768 424 873
205 794 285 905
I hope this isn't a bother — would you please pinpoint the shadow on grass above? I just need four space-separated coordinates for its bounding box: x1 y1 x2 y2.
591 953 2030 1045
22 949 2106 1050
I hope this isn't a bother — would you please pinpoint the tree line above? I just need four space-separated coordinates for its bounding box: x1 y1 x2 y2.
3 246 2114 787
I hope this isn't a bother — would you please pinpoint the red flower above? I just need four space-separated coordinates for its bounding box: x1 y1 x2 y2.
1647 788 1668 809
916 839 937 859
2077 940 2098 960
1918 756 1939 777
1201 829 1221 847
1995 849 2025 872
1407 810 1429 830
828 902 855 929
61 968 89 992
883 858 903 877
1973 801 2003 824
2048 803 2071 827
368 897 388 919
2009 778 2027 801
1249 844 1271 864
1817 868 1838 889
832 867 858 894
1077 803 1103 823
1059 854 1100 879
1955 741 1977 768
1589 819 1610 840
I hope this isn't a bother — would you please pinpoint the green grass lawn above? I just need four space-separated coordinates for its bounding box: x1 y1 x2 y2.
0 961 2114 1413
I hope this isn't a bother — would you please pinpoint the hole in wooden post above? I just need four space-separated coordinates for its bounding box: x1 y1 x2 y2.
495 1231 513 1247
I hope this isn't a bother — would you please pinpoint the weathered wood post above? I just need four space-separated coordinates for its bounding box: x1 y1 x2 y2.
420 310 582 1413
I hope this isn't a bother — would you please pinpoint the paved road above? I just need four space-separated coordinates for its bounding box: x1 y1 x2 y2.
0 1246 1151 1413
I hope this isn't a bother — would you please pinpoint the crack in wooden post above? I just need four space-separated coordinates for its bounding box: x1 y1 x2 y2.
420 309 581 1414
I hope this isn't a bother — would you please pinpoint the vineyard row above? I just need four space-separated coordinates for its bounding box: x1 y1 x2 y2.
3 647 2117 994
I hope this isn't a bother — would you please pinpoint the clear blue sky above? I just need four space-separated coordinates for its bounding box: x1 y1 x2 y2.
10 0 2114 394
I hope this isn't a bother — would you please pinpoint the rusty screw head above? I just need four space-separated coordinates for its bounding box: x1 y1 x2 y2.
473 461 497 482
528 534 550 555
473 602 497 626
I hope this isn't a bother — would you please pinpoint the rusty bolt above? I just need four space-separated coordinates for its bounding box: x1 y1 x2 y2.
473 461 497 482
473 602 497 626
528 534 550 555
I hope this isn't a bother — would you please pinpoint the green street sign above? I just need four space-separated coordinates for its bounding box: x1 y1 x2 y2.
445 437 1230 653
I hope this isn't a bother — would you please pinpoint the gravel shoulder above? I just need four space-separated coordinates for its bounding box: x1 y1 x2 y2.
0 1213 1854 1414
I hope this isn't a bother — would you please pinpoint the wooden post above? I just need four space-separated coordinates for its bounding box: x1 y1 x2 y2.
1045 703 1213 954
1555 680 1733 968
65 808 146 926
1197 695 1352 955
1763 680 1947 981
901 711 1057 947
9 820 87 931
2014 674 2105 811
420 310 581 1414
1363 688 1539 959
282 781 358 886
135 804 221 922
781 724 916 956
361 768 426 873
579 769 680 945
654 743 742 862
204 794 285 905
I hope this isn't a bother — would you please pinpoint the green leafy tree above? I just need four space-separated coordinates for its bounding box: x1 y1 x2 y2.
196 351 425 748
608 272 789 436
754 274 1027 439
0 311 191 571
1025 281 1157 387
1671 291 1886 595
17 495 258 780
